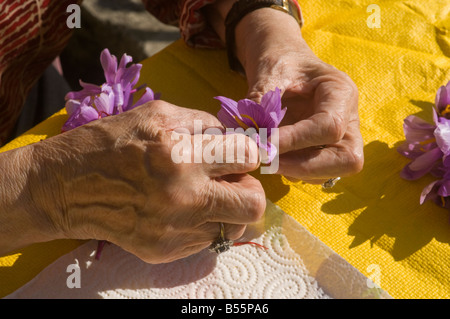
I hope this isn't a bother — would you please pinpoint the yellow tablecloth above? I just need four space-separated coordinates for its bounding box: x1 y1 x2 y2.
1 0 449 299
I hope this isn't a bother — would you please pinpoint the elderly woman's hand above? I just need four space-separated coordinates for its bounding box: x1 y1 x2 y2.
236 8 364 184
0 100 266 263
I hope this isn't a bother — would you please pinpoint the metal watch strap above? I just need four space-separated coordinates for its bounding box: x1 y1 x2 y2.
225 0 300 73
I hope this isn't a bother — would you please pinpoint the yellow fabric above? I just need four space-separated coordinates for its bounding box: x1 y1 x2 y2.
1 0 449 299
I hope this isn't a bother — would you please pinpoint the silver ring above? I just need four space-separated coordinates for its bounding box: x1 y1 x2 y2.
209 222 233 254
322 177 341 189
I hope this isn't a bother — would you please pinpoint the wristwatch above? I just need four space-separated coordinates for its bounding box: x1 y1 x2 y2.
225 0 304 73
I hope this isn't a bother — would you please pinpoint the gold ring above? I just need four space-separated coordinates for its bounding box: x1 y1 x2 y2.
209 222 233 254
322 177 341 189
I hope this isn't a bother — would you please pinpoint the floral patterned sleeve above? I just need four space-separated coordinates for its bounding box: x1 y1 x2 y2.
141 0 224 48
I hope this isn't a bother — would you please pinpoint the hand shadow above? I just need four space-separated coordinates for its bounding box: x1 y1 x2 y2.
321 140 450 261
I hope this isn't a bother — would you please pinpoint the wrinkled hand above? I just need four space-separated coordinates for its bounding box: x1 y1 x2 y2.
30 100 266 263
240 15 364 184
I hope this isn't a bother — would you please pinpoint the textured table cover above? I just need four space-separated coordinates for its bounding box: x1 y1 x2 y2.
1 0 449 299
5 201 390 299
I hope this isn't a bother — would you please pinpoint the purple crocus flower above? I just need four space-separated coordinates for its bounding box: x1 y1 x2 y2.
398 81 450 212
62 96 100 132
420 170 450 208
397 114 443 180
215 87 286 162
62 49 158 132
398 82 450 180
435 81 450 119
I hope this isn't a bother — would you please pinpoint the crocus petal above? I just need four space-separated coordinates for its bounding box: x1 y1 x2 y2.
215 96 241 128
435 81 450 113
397 143 421 159
402 115 436 141
65 96 90 116
65 99 81 116
261 87 282 113
261 88 286 128
398 114 437 158
435 118 450 155
269 108 287 128
237 99 268 128
437 179 450 197
100 49 118 84
215 87 285 134
94 91 115 116
420 180 440 204
120 63 142 88
408 146 443 171
65 80 101 101
400 146 443 180
217 108 240 128
259 140 278 164
129 87 156 110
118 53 133 71
62 104 99 131
215 96 239 117
401 163 432 180
111 83 124 113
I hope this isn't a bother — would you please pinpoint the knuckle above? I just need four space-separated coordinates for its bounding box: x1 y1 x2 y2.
337 71 359 99
345 148 364 175
227 225 246 241
245 191 266 223
324 112 345 143
243 135 260 169
146 99 170 111
224 134 260 170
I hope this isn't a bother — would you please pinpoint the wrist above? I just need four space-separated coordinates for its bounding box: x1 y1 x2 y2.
0 145 58 254
234 7 309 86
205 1 306 72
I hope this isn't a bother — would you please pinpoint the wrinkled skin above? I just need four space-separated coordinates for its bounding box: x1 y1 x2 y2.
238 9 364 185
2 101 266 263
1 2 364 264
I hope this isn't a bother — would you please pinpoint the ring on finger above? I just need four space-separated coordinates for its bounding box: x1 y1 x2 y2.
322 177 341 189
209 222 233 254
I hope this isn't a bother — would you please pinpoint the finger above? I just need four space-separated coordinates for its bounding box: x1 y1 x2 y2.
160 224 246 262
277 122 364 180
202 133 260 177
205 173 266 224
158 243 211 263
277 80 356 154
146 100 225 132
284 176 329 185
300 178 330 185
193 223 247 242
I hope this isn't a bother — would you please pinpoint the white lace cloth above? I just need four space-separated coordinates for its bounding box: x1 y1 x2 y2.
5 200 391 299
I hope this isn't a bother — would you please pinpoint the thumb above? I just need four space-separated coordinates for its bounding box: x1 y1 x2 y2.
202 132 260 177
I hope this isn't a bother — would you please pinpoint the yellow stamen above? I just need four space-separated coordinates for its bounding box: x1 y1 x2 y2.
419 138 436 145
419 137 436 152
234 116 249 130
234 114 260 130
440 104 450 116
441 196 446 208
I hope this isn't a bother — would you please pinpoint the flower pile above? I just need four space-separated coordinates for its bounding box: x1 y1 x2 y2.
398 81 450 209
62 48 159 132
215 87 286 162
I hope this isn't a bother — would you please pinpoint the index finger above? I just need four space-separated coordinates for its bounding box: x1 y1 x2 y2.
206 173 266 225
202 133 261 177
278 80 356 154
